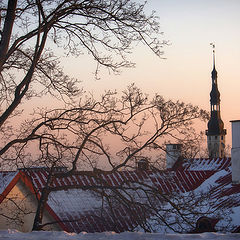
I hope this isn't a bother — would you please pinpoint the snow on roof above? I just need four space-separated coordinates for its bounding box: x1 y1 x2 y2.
180 158 231 171
24 167 215 196
0 171 18 195
47 188 112 232
1 157 240 233
189 168 240 232
19 161 230 232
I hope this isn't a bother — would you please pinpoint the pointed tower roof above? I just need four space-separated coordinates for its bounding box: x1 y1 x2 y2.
207 44 226 136
211 47 218 79
210 45 220 106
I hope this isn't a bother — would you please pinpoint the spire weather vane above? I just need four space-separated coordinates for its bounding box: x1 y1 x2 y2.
210 43 216 66
210 43 215 53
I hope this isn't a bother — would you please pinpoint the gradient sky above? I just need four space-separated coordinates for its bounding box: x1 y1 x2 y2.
61 0 240 147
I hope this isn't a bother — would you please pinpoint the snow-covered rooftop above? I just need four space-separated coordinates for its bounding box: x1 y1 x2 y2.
0 171 18 195
180 158 231 171
1 157 240 234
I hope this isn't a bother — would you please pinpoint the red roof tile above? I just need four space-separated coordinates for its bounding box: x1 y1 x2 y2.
1 157 240 233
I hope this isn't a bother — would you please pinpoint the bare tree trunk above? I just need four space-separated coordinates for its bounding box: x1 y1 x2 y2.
0 0 17 70
32 169 53 231
32 187 50 231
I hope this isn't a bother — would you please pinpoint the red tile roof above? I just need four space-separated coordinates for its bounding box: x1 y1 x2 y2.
1 157 240 233
177 157 231 171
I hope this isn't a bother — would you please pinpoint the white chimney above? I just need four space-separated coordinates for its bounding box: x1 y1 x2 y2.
166 144 182 169
231 120 240 184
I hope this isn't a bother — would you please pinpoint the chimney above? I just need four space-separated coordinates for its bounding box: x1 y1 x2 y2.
166 144 182 169
137 159 149 171
231 120 240 184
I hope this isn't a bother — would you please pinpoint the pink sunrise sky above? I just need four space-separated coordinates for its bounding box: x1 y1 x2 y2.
58 0 240 148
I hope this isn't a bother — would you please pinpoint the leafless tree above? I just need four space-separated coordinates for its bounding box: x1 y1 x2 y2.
0 0 169 168
0 82 209 231
100 181 229 233
7 84 206 231
0 0 214 233
0 84 208 169
0 0 166 129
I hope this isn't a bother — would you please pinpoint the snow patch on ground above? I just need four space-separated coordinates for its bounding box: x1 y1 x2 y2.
0 230 240 240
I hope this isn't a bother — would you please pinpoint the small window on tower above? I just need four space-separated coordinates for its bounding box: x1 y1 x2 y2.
221 136 223 140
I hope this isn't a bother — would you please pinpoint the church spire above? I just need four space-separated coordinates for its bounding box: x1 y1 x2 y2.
210 44 220 112
212 43 216 67
211 44 217 80
206 44 226 158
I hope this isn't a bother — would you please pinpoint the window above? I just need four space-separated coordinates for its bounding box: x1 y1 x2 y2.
221 136 223 140
215 136 218 140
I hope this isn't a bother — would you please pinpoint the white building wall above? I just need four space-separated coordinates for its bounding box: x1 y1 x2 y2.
166 144 182 169
231 120 240 184
0 180 60 232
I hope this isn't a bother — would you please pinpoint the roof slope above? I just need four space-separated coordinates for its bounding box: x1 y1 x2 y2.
0 171 19 203
24 167 217 232
0 171 18 195
179 158 231 171
1 157 240 233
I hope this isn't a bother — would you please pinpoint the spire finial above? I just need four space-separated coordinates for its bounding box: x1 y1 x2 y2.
210 43 215 68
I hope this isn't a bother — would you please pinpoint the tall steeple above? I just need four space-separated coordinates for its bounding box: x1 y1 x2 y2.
206 44 226 158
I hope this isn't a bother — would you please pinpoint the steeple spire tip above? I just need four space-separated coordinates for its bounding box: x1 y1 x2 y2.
210 43 216 68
